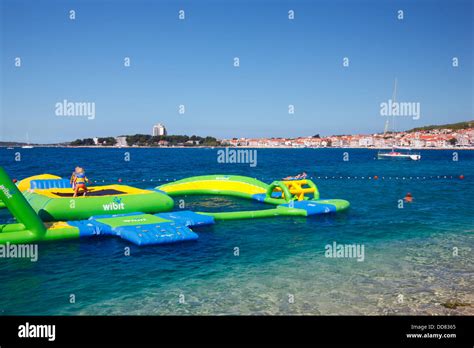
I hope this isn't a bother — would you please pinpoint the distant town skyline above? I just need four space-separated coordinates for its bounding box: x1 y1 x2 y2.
1 0 472 143
25 121 474 149
3 119 471 151
1 119 473 146
221 125 474 149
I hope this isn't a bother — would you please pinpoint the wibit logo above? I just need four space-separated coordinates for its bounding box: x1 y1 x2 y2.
0 185 13 199
102 197 125 211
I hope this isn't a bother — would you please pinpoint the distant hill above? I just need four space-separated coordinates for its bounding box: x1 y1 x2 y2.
0 141 28 147
408 120 473 132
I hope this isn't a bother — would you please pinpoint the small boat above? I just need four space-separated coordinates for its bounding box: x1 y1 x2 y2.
377 149 421 161
7 147 14 150
21 145 33 149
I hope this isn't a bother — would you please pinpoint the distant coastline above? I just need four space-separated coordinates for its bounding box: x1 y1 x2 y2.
2 145 473 150
2 120 473 150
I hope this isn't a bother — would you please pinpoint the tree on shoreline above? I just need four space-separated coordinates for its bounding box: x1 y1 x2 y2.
69 134 222 147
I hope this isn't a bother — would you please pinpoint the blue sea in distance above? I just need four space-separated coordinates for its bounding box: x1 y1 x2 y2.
0 148 472 315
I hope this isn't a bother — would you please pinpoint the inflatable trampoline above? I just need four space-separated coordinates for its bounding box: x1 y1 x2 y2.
16 174 174 221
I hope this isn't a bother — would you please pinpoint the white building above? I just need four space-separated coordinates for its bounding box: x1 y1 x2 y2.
359 137 374 147
115 136 128 147
153 123 167 136
456 135 470 146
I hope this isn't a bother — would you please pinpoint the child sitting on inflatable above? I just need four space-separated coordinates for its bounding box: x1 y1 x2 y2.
72 167 89 197
283 172 307 181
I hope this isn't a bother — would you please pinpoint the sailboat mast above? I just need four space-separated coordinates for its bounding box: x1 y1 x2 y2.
391 78 398 133
383 118 389 135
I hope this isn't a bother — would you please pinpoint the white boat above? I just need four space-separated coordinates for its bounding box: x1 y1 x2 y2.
378 78 421 161
377 149 420 161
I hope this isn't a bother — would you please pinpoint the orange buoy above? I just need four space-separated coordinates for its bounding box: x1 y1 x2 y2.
374 175 378 180
12 178 17 183
459 174 464 180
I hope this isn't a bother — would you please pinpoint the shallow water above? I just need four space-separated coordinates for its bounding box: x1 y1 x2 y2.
0 148 472 315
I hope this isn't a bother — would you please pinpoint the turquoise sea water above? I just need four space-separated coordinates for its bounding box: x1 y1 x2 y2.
0 148 472 315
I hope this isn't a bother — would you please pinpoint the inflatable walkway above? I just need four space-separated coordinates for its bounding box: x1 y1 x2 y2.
158 175 350 220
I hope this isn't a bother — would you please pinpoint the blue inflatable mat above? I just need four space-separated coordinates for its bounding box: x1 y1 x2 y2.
68 212 201 246
114 223 198 246
252 192 283 202
156 210 214 227
251 193 267 202
280 200 337 215
30 179 71 189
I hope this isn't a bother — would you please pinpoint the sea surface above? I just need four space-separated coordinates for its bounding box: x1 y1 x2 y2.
0 148 472 315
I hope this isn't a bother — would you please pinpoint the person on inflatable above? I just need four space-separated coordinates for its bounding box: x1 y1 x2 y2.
73 167 89 197
404 192 413 203
283 172 307 181
70 166 80 189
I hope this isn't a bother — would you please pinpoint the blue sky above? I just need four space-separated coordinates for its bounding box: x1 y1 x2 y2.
1 0 472 143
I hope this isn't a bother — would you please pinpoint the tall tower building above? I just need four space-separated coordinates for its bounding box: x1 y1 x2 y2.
153 123 167 136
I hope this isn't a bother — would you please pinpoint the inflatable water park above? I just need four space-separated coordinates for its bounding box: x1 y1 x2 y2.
0 167 350 246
